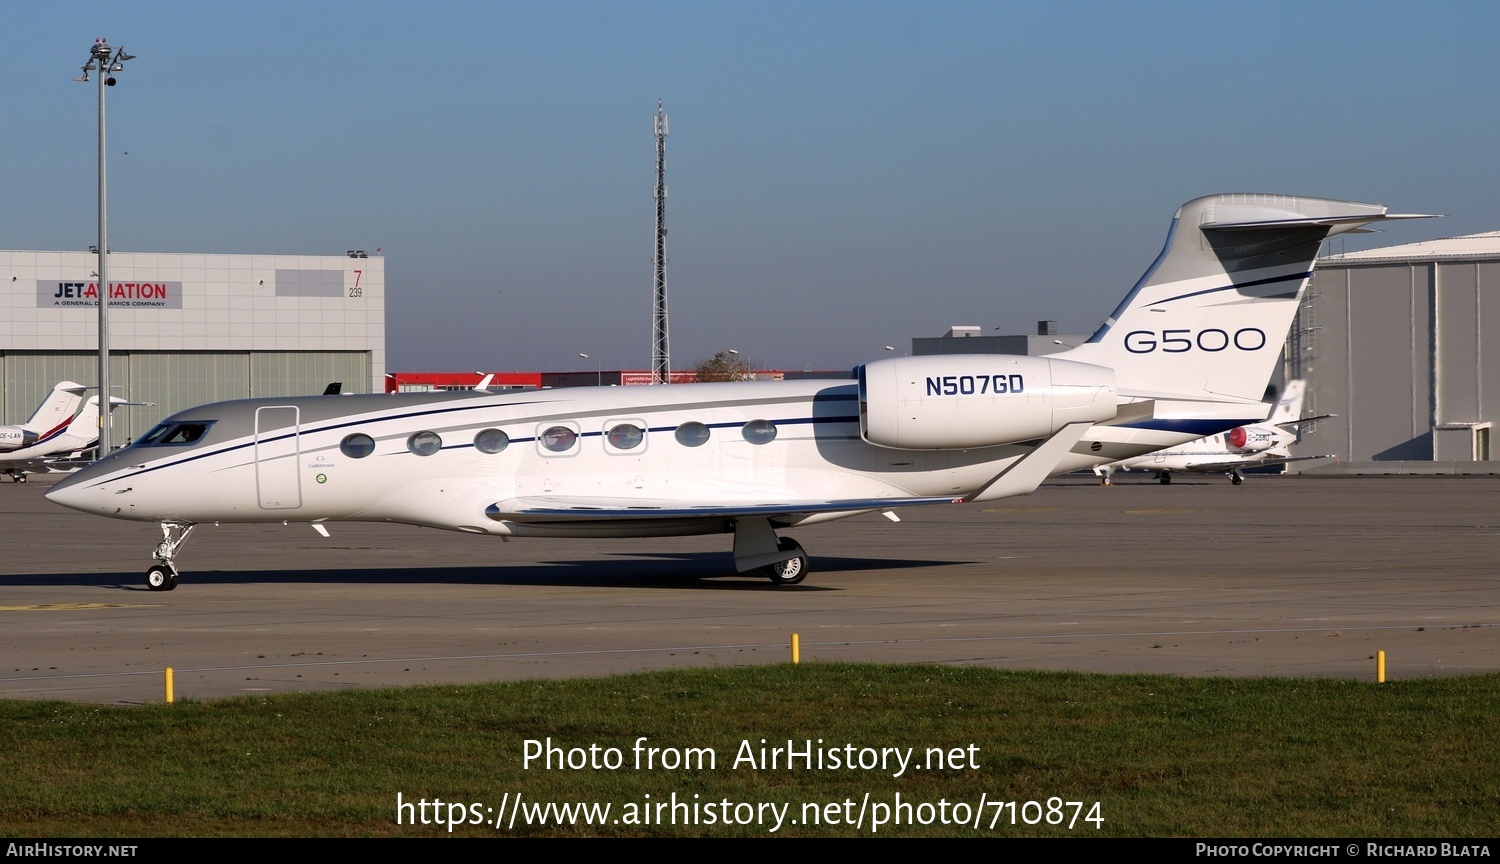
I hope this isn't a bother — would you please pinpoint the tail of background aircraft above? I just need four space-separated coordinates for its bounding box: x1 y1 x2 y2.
55 396 105 454
0 381 89 451
25 381 89 432
1268 379 1306 425
1060 195 1429 404
53 395 153 456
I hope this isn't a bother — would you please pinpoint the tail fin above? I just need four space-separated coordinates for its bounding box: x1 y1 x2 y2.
23 381 89 436
1268 379 1306 425
1060 194 1430 403
61 396 104 450
0 381 90 450
62 395 155 454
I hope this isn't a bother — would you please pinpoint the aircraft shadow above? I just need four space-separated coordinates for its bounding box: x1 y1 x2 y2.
3 552 969 592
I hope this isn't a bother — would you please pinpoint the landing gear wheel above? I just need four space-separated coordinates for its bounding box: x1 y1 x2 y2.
1231 473 1244 486
146 564 178 592
14 474 27 484
1158 472 1172 485
763 537 809 586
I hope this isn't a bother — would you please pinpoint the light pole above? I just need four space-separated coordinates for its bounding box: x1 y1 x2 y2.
76 38 135 457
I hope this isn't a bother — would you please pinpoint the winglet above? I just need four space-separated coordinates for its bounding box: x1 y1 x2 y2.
966 422 1093 503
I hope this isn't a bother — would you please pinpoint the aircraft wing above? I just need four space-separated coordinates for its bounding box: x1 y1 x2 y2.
487 495 963 523
1175 454 1336 473
487 425 1094 524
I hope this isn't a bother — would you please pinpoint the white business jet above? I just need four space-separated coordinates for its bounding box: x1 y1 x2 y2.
1091 379 1334 485
46 194 1427 590
0 381 89 456
1 395 146 482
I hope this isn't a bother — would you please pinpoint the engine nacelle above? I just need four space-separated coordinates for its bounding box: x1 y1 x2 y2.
857 355 1117 450
1227 425 1277 453
0 426 37 452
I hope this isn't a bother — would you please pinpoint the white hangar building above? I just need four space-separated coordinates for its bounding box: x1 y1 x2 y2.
1291 232 1500 472
0 249 384 445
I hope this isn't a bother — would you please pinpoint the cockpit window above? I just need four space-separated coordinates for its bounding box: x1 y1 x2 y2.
137 421 216 447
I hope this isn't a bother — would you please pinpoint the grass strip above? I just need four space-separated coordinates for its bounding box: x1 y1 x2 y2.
2 664 1496 837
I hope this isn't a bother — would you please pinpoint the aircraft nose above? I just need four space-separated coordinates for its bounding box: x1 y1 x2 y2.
44 469 102 514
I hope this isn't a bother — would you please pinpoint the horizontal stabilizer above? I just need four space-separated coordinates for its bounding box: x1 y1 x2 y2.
1276 414 1335 429
1203 213 1437 232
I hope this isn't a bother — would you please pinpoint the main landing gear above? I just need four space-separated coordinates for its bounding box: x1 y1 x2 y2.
146 521 196 592
1230 469 1245 486
1156 471 1172 485
7 470 26 483
763 537 809 585
733 517 811 586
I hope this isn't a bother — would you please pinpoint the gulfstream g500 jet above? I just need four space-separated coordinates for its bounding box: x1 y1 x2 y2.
46 194 1428 590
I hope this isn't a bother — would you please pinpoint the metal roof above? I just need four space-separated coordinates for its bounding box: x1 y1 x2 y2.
1320 231 1500 266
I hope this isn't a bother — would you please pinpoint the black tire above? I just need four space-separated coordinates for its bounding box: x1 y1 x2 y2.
146 565 178 592
1159 473 1172 485
1231 474 1243 486
763 537 809 585
14 474 26 484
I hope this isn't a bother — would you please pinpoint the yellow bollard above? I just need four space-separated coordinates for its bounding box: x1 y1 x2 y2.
791 633 800 665
165 667 174 703
1376 650 1385 684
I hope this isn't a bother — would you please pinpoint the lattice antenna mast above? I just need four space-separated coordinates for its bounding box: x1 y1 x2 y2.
651 100 670 384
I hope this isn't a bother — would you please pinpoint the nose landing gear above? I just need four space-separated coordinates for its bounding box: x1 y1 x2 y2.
146 521 196 591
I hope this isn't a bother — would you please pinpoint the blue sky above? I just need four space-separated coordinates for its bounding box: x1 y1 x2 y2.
3 2 1492 372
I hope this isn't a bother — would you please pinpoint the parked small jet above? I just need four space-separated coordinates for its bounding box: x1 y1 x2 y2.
1 395 146 482
1091 379 1333 485
0 381 89 454
46 194 1428 590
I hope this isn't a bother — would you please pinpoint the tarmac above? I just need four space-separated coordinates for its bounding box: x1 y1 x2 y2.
1 474 1496 703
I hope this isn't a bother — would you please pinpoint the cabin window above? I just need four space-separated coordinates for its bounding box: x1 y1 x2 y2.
340 433 375 459
742 419 777 445
407 430 442 456
137 421 216 446
675 421 710 447
605 422 645 452
474 428 509 454
540 425 577 453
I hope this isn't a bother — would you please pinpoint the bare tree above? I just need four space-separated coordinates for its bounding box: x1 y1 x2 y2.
693 350 753 382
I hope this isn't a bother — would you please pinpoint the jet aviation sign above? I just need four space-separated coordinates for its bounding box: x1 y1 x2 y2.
39 281 183 310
